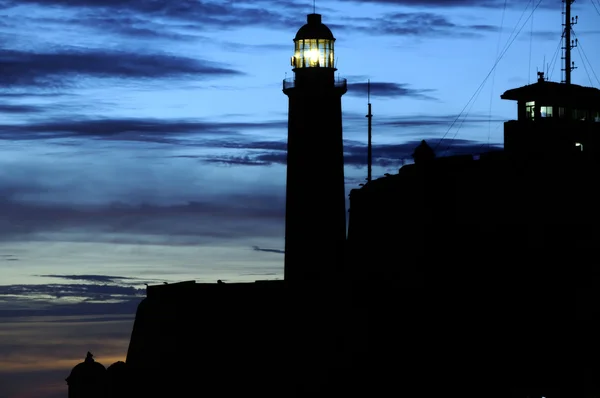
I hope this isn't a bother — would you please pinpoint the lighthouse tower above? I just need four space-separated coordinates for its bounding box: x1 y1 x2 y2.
283 13 347 283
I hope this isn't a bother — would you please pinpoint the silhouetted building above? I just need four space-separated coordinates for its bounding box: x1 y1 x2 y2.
502 71 600 158
283 13 347 283
66 5 600 398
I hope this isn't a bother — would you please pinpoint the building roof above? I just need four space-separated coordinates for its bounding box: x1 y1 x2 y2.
501 80 600 104
294 13 335 41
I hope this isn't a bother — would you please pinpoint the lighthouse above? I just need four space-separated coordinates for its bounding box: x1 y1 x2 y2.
283 13 347 283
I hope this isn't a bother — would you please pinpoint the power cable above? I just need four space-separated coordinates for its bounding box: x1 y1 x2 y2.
438 0 544 154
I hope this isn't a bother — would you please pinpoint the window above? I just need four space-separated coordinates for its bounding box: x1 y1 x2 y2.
293 38 334 68
594 111 600 122
525 101 535 120
540 106 553 118
559 107 565 118
575 142 583 151
573 109 588 121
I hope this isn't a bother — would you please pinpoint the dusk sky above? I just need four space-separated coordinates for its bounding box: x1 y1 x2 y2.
1 0 599 396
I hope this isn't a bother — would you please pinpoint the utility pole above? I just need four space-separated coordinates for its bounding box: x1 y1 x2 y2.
366 80 373 183
562 0 578 85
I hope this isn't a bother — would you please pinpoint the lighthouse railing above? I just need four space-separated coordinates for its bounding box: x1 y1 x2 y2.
282 77 347 91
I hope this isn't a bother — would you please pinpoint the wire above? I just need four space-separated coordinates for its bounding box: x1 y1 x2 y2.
435 0 535 153
591 0 600 18
528 5 534 84
576 44 595 87
488 0 508 150
572 32 600 87
437 0 543 154
547 35 563 81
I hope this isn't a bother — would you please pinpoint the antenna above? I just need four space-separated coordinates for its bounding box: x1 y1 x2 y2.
562 0 578 85
366 80 373 183
313 0 316 14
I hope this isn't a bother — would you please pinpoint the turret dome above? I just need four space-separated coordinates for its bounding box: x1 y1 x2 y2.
65 352 106 385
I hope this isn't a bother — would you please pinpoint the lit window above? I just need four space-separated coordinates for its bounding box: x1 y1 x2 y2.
525 101 535 120
575 142 583 151
293 38 334 69
594 111 600 122
540 106 553 118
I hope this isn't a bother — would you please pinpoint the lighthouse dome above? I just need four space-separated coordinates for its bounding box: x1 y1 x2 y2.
294 14 334 40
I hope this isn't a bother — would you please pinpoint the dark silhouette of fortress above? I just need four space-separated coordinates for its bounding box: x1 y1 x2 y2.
66 7 600 398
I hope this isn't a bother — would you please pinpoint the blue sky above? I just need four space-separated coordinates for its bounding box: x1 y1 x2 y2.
1 0 599 396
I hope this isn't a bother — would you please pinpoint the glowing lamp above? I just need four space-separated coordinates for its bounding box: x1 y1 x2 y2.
291 14 336 69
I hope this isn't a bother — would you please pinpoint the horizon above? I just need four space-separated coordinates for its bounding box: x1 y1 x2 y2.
1 0 600 397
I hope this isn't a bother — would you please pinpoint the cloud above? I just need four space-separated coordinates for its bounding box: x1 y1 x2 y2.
335 12 499 38
0 48 242 88
346 82 437 100
1 254 19 261
336 0 553 8
252 246 285 254
0 104 44 114
0 283 144 318
36 274 139 283
3 0 298 32
195 136 501 168
0 283 144 300
0 195 286 245
0 117 286 142
375 113 508 127
203 152 287 167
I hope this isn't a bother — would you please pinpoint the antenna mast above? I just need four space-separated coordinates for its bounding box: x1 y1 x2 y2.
562 0 578 85
366 80 373 183
313 0 316 13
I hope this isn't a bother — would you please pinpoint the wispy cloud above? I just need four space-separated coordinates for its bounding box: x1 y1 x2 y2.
197 135 502 168
0 197 285 244
333 12 499 38
0 118 286 142
36 274 139 283
347 82 437 100
252 245 284 254
336 0 556 9
0 49 242 88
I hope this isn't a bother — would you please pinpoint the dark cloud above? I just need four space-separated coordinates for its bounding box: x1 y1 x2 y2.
196 136 501 168
0 195 285 244
335 12 498 38
1 254 19 261
203 152 287 167
376 113 507 127
71 14 202 41
0 295 141 318
344 138 503 167
215 140 288 151
36 274 138 283
252 245 285 254
0 48 242 88
336 0 555 8
0 104 44 114
0 283 143 299
0 283 145 317
204 155 272 167
4 0 298 31
347 82 437 100
0 118 285 143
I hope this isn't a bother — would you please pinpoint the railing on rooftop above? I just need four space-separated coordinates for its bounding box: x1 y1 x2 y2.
282 77 347 91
